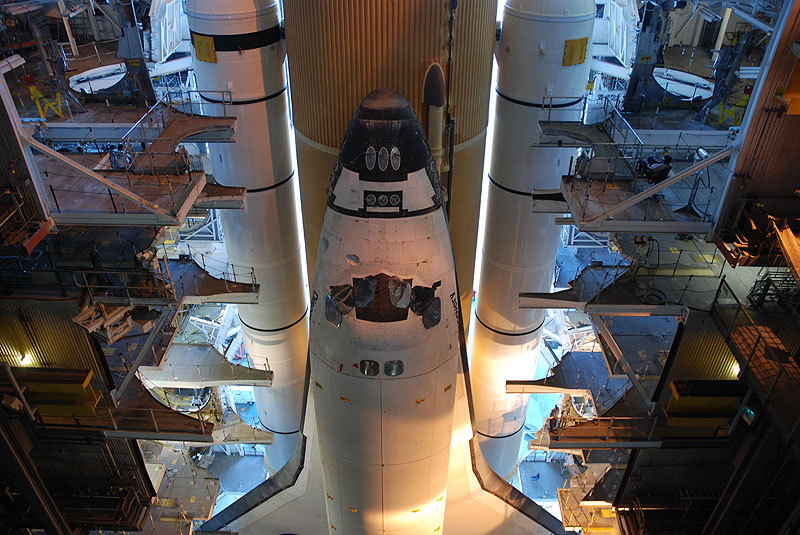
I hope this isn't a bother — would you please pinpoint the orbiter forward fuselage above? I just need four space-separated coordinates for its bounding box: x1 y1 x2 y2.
309 89 460 534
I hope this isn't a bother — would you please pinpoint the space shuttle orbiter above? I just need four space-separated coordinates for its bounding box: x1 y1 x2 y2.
199 89 565 535
308 88 460 534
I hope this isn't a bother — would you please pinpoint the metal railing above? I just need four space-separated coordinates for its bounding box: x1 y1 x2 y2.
537 94 591 124
711 278 800 443
172 243 257 288
604 96 644 152
163 87 234 118
548 414 728 442
72 260 176 306
49 403 213 436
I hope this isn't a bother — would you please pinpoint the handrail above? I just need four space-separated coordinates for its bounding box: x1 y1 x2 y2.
122 92 169 141
536 94 589 124
604 96 644 146
175 243 257 287
711 278 800 441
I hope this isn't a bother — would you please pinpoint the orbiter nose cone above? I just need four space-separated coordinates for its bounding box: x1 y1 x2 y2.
360 87 411 112
338 88 431 180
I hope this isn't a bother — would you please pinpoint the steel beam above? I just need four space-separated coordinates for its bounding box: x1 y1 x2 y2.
557 216 712 234
173 171 206 221
26 136 175 219
723 2 775 33
52 210 179 226
0 70 50 221
31 121 237 144
506 379 592 395
113 307 172 402
585 304 685 316
518 293 685 317
593 315 655 412
584 146 735 225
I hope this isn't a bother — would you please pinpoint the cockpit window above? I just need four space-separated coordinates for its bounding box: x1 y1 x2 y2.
365 146 376 170
359 360 380 376
378 146 390 171
325 295 342 328
354 273 411 323
411 284 436 316
388 277 411 308
330 284 354 314
353 276 377 307
385 360 404 377
422 297 441 329
329 274 443 327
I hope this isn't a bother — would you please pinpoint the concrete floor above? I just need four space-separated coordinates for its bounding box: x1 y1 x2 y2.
519 457 567 502
206 453 268 494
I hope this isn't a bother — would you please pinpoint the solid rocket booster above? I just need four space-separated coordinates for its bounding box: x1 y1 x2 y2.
186 0 308 471
309 89 460 534
471 0 596 481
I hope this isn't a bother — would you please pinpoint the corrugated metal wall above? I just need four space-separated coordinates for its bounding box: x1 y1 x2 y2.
284 0 494 146
284 0 497 323
657 311 739 405
0 299 111 394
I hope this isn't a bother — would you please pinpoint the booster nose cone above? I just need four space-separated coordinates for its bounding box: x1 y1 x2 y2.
338 88 432 181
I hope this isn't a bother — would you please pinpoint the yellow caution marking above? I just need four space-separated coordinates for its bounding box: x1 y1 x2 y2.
435 527 441 533
349 507 358 513
416 398 426 404
340 397 349 403
190 496 196 503
193 33 218 63
437 496 444 502
444 384 452 392
171 458 178 465
563 37 589 66
412 508 421 513
669 246 680 254
315 381 323 389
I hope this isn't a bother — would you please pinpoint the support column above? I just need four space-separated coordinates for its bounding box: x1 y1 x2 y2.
712 7 733 62
87 1 101 42
57 0 79 57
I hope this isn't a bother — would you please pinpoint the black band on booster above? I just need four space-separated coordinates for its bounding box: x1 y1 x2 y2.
190 25 281 53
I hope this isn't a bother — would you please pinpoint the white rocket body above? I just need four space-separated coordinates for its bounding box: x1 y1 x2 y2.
186 0 308 471
309 89 460 534
471 0 596 480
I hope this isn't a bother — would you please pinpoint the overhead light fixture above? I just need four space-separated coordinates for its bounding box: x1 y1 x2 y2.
19 353 31 365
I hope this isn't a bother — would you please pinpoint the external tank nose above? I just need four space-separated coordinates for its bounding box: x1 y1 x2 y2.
338 88 431 180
